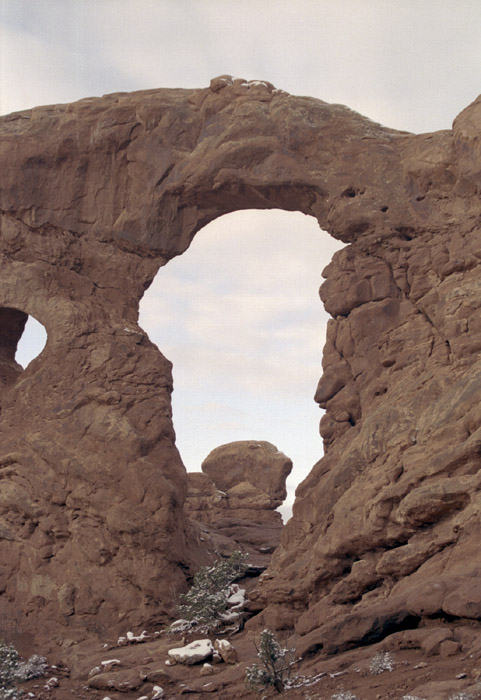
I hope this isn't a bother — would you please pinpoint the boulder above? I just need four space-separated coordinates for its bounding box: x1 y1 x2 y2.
214 638 238 664
202 441 292 508
167 639 214 666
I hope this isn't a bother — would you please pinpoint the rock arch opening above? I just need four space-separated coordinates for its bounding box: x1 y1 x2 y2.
15 315 47 369
140 209 344 517
0 307 47 387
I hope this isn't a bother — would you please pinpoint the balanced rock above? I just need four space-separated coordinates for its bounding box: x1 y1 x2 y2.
202 441 292 508
185 441 292 561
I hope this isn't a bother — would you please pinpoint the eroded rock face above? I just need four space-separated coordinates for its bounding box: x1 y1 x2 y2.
202 441 292 509
1 76 481 657
185 441 291 563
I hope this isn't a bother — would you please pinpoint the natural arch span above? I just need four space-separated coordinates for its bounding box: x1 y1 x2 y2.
139 209 344 517
0 77 481 661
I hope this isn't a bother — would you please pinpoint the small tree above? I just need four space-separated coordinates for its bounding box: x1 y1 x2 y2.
245 629 294 694
177 551 248 631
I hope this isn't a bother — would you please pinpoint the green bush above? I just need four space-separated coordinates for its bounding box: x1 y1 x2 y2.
176 551 248 631
245 628 294 694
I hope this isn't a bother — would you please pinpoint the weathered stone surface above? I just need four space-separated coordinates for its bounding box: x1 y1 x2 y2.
214 638 237 664
185 441 291 563
1 75 481 673
202 441 292 508
88 667 145 691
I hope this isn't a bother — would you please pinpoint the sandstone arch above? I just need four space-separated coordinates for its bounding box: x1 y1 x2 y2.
1 76 481 659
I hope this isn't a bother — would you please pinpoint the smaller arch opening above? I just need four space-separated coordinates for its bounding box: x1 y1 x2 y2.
0 307 47 388
15 316 47 369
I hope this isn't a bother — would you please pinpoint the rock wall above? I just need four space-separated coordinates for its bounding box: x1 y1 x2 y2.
1 76 481 651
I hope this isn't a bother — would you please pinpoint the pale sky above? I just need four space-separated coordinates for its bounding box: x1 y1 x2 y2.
3 0 481 517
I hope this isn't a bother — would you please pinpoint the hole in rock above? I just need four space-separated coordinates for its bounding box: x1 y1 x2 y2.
0 308 47 390
358 613 421 649
139 210 344 520
14 315 47 369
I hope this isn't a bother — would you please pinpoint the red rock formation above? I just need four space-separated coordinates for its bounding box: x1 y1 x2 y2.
185 441 291 565
1 75 481 663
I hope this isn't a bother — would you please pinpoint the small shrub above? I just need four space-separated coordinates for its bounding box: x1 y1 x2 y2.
177 551 248 631
331 692 359 700
16 654 47 681
0 641 21 699
0 640 47 699
245 628 294 694
369 650 394 674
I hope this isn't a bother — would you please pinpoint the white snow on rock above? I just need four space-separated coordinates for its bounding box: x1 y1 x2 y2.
152 687 164 699
212 650 222 664
117 630 149 645
169 618 192 633
200 662 214 676
168 639 214 665
214 638 237 664
226 585 246 609
218 609 240 622
241 80 269 88
215 639 230 650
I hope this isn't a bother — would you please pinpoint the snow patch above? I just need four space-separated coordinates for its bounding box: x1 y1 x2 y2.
117 630 149 645
168 639 214 665
241 80 269 88
169 618 193 633
226 585 245 609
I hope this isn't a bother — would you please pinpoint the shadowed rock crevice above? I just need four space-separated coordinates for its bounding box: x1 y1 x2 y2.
0 307 28 388
1 77 481 667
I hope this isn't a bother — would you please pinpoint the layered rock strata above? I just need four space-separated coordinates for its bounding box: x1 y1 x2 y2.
185 441 291 565
0 76 481 656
